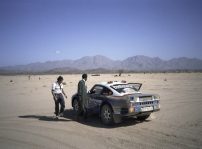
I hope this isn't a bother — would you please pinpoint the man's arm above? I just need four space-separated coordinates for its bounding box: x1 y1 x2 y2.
78 81 83 100
78 81 82 96
62 89 67 99
51 83 57 101
51 90 57 101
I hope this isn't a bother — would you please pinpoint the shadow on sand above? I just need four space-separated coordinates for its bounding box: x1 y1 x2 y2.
19 115 72 122
63 109 150 128
19 109 151 128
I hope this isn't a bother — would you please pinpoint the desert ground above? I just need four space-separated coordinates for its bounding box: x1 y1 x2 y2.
0 73 201 149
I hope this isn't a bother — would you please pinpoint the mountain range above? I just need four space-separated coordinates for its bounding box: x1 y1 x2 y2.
0 55 202 74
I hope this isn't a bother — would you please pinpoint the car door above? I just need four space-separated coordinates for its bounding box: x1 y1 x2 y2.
88 85 104 113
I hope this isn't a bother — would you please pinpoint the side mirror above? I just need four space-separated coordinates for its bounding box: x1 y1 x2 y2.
89 90 96 94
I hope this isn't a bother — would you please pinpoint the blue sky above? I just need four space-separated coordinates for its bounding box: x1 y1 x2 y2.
0 0 202 66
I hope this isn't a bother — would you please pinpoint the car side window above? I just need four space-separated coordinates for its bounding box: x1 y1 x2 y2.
91 85 104 95
101 87 113 96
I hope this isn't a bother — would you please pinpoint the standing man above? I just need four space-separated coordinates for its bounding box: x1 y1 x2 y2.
77 74 88 119
51 76 67 118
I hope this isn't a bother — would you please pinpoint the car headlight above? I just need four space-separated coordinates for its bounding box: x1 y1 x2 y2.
153 94 160 100
129 106 135 113
129 96 138 102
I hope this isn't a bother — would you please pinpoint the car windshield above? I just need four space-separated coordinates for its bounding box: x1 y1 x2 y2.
111 83 141 94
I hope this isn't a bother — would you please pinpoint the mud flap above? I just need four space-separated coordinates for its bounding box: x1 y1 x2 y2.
113 114 122 124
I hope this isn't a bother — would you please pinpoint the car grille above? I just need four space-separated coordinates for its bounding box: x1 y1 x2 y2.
137 101 154 105
139 96 152 101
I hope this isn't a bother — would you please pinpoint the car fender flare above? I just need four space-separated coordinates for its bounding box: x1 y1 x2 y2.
72 94 79 107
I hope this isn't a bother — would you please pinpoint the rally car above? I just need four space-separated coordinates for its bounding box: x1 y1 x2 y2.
71 81 160 125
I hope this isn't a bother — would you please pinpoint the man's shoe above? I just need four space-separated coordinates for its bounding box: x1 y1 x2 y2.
59 113 64 117
53 115 59 120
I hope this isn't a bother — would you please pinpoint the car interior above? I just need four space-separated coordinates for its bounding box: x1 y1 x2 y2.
90 85 113 96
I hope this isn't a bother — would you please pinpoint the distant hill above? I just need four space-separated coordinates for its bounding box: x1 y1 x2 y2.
0 55 202 74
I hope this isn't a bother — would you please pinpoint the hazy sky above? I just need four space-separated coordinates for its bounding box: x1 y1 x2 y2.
0 0 202 66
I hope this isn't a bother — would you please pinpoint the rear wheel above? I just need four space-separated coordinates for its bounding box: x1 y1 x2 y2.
73 99 79 114
137 114 150 121
101 104 114 125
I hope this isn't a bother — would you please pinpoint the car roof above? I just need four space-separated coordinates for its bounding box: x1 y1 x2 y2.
94 81 141 96
98 81 127 88
94 82 125 96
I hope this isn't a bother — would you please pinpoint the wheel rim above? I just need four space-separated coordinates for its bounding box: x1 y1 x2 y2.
103 107 111 121
73 100 79 111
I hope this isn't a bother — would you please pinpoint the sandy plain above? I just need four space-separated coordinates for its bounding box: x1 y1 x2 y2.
0 73 201 149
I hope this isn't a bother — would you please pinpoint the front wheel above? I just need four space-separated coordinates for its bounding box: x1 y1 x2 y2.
100 104 114 125
73 99 80 115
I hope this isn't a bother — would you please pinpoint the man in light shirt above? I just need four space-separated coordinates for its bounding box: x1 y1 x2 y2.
51 76 67 118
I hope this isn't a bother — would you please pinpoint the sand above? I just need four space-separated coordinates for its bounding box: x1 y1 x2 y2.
0 73 201 149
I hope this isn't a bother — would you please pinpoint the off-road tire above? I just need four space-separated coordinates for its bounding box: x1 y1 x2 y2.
101 104 114 125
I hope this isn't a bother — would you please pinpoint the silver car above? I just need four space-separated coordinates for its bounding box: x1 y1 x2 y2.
72 81 160 125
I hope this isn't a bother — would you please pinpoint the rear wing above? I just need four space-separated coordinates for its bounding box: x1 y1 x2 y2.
128 83 142 91
110 83 142 92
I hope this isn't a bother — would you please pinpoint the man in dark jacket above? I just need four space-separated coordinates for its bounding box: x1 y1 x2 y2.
77 74 88 119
